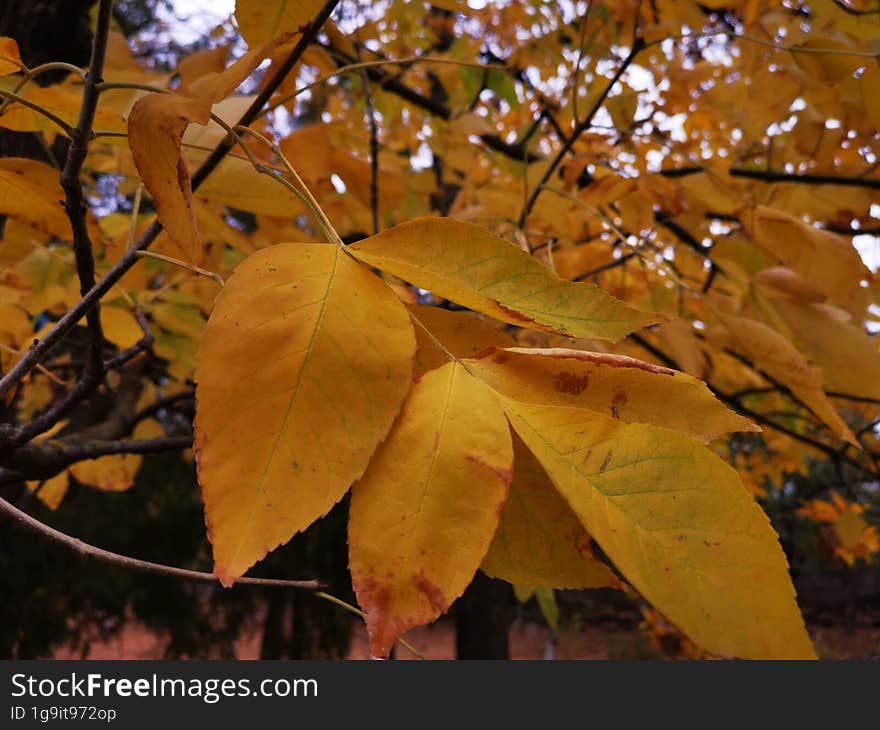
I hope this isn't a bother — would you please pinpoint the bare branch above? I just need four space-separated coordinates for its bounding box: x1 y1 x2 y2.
0 495 322 590
518 37 646 229
60 0 115 377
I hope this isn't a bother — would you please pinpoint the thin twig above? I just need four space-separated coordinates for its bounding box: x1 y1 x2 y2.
0 494 321 590
518 36 646 229
360 66 380 235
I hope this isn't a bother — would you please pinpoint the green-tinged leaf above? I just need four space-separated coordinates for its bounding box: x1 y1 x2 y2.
482 435 618 589
503 399 816 659
349 218 661 342
535 586 559 632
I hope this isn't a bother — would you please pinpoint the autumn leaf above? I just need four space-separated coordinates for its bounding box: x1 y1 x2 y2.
127 93 211 262
768 297 880 402
465 347 757 442
195 243 415 585
69 420 165 493
0 158 72 238
350 217 662 341
502 400 816 659
482 435 618 590
349 361 513 657
187 34 294 103
716 312 857 446
407 303 515 376
741 205 869 305
27 473 69 511
0 37 23 75
234 0 323 48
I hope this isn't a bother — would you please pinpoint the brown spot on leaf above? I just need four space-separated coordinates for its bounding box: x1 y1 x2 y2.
413 571 447 613
555 371 590 395
599 451 613 473
574 533 595 557
612 386 628 405
494 302 539 326
464 453 513 484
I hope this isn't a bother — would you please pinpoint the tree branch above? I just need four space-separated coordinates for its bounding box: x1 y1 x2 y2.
0 494 321 590
628 333 880 477
662 165 880 190
60 0 114 378
321 43 542 163
518 37 645 229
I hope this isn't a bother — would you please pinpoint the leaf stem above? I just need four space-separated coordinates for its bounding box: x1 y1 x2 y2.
313 591 425 659
135 250 224 286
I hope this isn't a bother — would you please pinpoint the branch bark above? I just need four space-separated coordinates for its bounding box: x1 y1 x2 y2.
0 494 321 589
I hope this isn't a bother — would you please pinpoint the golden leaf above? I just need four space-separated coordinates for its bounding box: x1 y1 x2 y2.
350 218 661 342
503 400 816 659
349 361 512 657
195 243 415 584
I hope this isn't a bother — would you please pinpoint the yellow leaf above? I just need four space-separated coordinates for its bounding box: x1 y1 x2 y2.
656 319 707 378
0 158 72 238
742 206 868 305
605 91 638 129
193 155 304 216
69 421 164 492
349 361 512 658
0 78 125 134
769 298 880 401
836 507 868 551
465 347 757 442
717 312 857 446
482 435 618 589
791 39 863 83
101 306 143 349
0 37 23 76
860 65 880 130
188 34 293 103
350 218 661 342
754 267 825 303
177 46 229 95
27 473 69 510
407 303 515 376
195 243 415 584
503 400 816 659
127 93 212 262
234 0 324 48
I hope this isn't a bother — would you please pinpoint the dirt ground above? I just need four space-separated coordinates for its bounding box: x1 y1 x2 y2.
51 617 880 660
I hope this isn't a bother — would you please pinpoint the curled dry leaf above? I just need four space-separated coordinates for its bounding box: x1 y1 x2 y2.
128 93 212 262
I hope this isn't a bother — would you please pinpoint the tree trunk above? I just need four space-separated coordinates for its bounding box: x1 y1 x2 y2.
454 572 513 659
